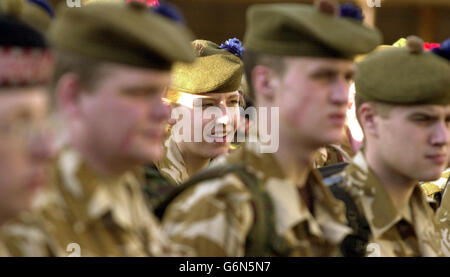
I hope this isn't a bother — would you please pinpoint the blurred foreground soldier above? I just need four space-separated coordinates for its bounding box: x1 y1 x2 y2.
160 0 381 256
0 14 53 256
144 38 244 208
1 1 195 257
325 36 450 256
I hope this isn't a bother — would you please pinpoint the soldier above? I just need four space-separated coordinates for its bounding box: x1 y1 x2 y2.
160 0 381 256
325 36 450 256
144 38 244 208
1 1 195 256
0 10 54 256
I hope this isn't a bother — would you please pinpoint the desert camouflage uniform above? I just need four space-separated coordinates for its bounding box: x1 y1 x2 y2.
314 127 355 168
0 240 9 257
421 168 450 198
162 142 351 257
436 186 450 256
144 135 195 209
1 148 188 257
314 144 352 168
328 151 445 257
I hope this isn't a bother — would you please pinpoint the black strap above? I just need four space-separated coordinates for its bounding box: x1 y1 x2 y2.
329 183 371 257
318 162 349 179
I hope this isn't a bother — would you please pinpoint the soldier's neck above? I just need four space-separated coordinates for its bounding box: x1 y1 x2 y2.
71 141 129 179
365 147 416 210
177 146 211 178
273 141 314 187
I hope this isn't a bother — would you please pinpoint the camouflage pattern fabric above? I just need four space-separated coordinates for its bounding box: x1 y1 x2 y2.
0 148 190 257
0 240 9 257
155 135 190 185
161 141 351 257
436 186 450 256
420 168 450 199
327 151 445 257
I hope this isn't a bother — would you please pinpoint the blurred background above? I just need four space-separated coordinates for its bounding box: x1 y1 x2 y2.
168 0 450 45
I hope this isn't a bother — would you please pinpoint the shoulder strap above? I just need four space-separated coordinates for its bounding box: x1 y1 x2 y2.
233 168 292 257
154 162 292 256
328 182 371 257
318 162 348 179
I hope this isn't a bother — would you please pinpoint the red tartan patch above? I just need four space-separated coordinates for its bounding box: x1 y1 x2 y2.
0 47 54 86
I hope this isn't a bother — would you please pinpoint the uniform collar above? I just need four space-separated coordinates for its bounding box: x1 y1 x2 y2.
57 148 135 230
237 142 350 244
348 151 430 239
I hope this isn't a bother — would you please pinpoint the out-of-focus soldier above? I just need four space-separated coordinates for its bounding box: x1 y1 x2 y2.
325 36 450 256
1 1 195 257
0 1 54 256
160 0 381 256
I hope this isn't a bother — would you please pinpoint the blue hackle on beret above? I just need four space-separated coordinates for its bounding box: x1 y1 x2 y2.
219 38 245 59
339 3 364 22
27 0 54 18
432 39 450 61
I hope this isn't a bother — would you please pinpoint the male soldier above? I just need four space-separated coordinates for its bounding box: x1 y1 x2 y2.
144 38 244 208
1 1 195 256
161 0 381 256
325 36 450 256
0 11 53 257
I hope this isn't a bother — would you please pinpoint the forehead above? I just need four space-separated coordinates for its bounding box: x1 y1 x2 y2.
0 87 48 120
285 56 355 72
99 62 171 86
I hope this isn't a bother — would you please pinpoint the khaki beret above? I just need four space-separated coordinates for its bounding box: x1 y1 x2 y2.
170 39 244 93
244 1 382 59
355 36 450 105
49 1 195 69
0 0 54 33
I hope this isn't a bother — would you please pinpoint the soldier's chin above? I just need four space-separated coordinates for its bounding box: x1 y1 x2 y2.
417 169 445 183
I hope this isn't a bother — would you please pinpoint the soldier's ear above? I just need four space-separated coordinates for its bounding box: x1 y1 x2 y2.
55 73 83 120
252 65 277 102
358 102 379 138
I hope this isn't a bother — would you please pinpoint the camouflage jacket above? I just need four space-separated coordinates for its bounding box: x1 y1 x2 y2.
0 148 187 257
314 144 352 168
143 135 189 209
436 186 450 256
420 168 450 199
327 151 445 257
161 142 351 257
0 239 9 257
